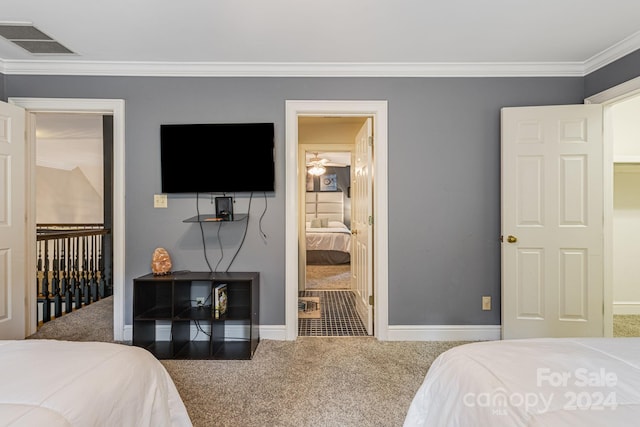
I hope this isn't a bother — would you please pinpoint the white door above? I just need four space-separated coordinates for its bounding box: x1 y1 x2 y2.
0 101 27 339
501 105 604 339
352 118 373 334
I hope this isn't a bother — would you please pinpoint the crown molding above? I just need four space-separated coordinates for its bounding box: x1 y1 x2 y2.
0 58 587 78
584 30 640 75
1 31 639 78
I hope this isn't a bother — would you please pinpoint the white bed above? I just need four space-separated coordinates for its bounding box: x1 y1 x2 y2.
306 220 352 264
0 340 192 427
404 338 640 427
305 191 351 265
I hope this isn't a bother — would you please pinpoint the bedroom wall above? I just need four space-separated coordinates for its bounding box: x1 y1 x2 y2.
0 72 5 100
584 49 640 98
1 73 591 327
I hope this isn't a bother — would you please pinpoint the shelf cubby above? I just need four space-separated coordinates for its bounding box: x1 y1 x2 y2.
133 271 259 360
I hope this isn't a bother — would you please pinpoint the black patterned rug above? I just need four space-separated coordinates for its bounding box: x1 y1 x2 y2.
298 290 368 337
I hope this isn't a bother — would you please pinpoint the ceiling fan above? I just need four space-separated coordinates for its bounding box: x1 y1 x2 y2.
306 152 349 176
306 152 349 167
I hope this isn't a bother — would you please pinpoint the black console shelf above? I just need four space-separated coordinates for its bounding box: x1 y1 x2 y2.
183 214 248 223
133 271 259 360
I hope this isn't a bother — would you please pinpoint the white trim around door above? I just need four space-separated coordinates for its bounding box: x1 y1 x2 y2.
285 100 389 340
8 97 126 342
585 76 640 338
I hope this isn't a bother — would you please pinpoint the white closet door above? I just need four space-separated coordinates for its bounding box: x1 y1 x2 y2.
502 105 604 339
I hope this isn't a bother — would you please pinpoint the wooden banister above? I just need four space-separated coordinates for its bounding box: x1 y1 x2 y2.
36 224 112 324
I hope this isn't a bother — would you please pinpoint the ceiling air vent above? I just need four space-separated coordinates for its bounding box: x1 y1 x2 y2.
0 23 74 54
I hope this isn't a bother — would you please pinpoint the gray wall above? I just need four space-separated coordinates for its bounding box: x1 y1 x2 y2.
585 49 640 98
0 72 5 101
1 69 627 326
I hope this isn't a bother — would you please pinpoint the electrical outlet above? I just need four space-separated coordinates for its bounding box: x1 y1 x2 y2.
482 296 491 311
196 297 205 307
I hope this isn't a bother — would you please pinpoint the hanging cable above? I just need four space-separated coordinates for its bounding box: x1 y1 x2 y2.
214 221 224 273
225 192 253 272
196 193 213 272
258 191 268 241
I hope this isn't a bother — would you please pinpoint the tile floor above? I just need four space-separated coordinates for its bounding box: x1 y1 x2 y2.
298 290 368 337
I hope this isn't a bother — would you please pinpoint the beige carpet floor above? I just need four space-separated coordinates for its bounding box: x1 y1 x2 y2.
614 315 640 337
31 299 640 425
28 296 115 342
305 264 351 290
26 295 466 427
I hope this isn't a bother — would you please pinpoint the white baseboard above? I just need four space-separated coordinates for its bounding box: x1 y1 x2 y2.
387 325 501 341
122 324 501 342
261 324 501 341
259 325 288 340
613 302 640 315
123 325 132 342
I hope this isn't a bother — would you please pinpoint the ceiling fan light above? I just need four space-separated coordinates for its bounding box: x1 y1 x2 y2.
308 164 326 176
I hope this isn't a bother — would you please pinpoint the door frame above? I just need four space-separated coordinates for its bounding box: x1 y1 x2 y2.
586 75 640 337
285 100 388 340
8 97 125 341
298 143 355 293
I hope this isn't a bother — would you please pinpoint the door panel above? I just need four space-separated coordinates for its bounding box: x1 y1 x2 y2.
353 118 373 334
502 105 603 339
516 248 544 319
0 101 26 339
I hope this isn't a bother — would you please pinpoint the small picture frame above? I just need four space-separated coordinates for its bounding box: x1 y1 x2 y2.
320 174 337 191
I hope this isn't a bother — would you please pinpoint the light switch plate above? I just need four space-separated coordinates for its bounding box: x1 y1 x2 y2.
154 194 168 208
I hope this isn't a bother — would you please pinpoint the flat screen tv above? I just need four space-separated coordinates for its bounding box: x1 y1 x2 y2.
160 122 275 193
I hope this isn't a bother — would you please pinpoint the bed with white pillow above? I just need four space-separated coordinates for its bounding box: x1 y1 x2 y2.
404 338 640 427
305 191 351 265
306 219 352 264
0 339 192 427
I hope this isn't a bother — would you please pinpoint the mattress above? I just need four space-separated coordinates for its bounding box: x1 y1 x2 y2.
306 221 351 253
306 221 351 265
404 338 640 427
0 340 192 427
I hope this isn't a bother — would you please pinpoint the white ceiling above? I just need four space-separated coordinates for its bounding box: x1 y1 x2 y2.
2 1 640 77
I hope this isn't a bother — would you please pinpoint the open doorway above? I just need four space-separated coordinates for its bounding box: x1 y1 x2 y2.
33 112 113 325
607 94 640 337
284 100 389 341
8 97 125 341
581 76 640 338
298 135 365 335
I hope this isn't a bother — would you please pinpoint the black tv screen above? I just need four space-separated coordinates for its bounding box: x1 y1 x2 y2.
160 122 275 193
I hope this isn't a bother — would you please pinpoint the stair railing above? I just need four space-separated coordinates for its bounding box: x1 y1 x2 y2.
36 224 111 324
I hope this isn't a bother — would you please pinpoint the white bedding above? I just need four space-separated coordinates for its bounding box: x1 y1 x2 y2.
0 340 192 427
305 221 351 253
404 338 640 427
